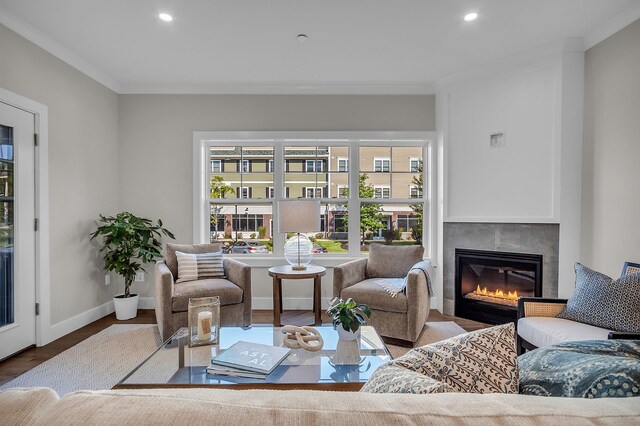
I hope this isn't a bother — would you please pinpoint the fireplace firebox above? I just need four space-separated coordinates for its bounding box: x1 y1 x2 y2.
455 249 542 324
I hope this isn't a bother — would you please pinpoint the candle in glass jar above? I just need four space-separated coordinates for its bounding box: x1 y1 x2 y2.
197 311 212 341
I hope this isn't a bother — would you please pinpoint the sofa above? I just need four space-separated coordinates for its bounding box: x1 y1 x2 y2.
2 387 639 425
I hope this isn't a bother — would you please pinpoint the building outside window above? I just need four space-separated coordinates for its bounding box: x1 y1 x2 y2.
199 134 431 257
373 158 390 173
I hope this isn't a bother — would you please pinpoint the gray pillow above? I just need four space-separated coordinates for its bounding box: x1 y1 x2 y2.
165 243 222 280
366 244 424 278
557 263 640 333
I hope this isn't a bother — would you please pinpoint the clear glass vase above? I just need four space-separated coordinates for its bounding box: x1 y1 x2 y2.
187 296 220 347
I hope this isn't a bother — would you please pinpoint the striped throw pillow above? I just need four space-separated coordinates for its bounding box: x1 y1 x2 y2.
175 251 225 283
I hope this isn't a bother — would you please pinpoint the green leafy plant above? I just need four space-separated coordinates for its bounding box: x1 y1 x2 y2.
327 298 371 333
258 226 267 239
90 212 175 298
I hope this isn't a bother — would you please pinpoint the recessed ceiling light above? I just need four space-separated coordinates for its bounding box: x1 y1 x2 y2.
464 12 478 22
158 13 173 22
297 34 308 42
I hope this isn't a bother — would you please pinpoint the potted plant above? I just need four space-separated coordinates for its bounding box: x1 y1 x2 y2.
326 297 372 341
90 212 174 320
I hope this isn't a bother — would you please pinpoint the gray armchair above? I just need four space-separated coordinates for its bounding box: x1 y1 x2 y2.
333 244 430 345
154 243 251 340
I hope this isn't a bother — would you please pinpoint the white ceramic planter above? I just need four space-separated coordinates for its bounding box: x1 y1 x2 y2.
337 326 360 341
113 294 139 320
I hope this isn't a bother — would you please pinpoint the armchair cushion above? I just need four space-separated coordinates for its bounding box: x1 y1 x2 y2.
341 279 408 313
175 251 225 283
518 317 611 349
165 243 222 280
171 279 243 312
366 244 424 278
556 263 640 333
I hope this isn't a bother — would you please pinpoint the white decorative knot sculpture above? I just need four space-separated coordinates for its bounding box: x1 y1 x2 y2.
281 325 324 351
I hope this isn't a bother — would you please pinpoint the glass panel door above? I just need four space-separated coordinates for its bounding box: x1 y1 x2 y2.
0 124 14 327
0 101 35 360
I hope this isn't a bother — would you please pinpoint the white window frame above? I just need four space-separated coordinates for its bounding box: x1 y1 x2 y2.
267 187 275 198
305 159 323 173
337 185 349 198
193 131 435 265
338 157 349 172
373 157 390 173
211 159 222 173
409 157 420 173
241 159 250 173
268 159 274 173
240 186 250 199
373 185 390 199
410 185 422 198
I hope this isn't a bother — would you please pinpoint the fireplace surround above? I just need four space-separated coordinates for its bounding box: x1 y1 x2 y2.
455 249 543 324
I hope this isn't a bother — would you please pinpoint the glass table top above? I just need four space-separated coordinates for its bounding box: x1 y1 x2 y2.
116 325 391 389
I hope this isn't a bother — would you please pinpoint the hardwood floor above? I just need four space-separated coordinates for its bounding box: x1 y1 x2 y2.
0 309 487 386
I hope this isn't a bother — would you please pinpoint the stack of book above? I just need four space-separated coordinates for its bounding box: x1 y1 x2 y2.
207 341 291 379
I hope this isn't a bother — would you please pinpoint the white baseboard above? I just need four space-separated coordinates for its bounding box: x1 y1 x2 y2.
44 300 115 345
252 297 333 310
138 297 156 309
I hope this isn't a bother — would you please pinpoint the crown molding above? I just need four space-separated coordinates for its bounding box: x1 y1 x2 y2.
0 6 121 93
118 81 436 95
584 2 640 50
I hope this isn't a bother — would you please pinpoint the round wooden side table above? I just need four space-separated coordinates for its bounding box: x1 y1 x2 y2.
268 265 326 327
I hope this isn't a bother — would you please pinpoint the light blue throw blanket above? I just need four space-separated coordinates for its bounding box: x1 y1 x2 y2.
375 260 434 297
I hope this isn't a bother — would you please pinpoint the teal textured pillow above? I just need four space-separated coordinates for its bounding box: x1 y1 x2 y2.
557 263 640 333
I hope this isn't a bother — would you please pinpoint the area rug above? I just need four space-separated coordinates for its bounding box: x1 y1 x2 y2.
0 321 466 395
0 324 161 396
386 321 467 358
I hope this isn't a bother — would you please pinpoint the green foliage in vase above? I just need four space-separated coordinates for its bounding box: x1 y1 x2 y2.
90 212 174 298
326 297 371 333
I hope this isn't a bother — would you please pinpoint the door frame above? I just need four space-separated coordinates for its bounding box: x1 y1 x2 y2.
0 87 49 347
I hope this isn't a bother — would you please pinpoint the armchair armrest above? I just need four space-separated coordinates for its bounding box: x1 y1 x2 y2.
223 258 251 293
608 331 640 340
154 261 175 340
517 297 568 320
406 268 431 341
333 258 368 297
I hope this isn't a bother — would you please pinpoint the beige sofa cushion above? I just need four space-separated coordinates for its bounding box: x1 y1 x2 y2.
341 279 407 313
165 243 222 279
30 388 640 425
518 316 611 349
0 387 59 425
171 279 242 312
366 244 424 278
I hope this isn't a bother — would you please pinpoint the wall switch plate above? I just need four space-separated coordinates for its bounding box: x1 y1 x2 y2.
135 271 145 282
490 132 505 148
105 274 110 286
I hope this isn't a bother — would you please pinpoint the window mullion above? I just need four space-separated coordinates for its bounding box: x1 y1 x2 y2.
273 142 284 257
349 142 361 256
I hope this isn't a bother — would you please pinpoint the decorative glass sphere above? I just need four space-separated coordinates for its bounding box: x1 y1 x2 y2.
284 234 314 269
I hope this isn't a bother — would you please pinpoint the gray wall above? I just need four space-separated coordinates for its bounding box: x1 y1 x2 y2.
118 94 436 302
581 19 640 276
0 24 120 324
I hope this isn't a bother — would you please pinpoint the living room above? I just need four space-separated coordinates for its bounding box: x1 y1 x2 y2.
0 1 639 423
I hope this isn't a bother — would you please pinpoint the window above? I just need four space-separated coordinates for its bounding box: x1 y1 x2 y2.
305 159 323 172
338 158 348 172
374 158 390 173
197 133 431 258
410 185 422 198
374 186 390 199
410 158 420 173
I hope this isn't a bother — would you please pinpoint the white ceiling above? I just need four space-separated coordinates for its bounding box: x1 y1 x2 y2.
1 0 639 94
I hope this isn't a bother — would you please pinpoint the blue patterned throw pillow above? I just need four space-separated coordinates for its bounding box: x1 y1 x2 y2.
557 263 640 333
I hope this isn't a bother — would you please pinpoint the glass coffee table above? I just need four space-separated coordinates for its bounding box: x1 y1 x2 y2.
115 325 392 391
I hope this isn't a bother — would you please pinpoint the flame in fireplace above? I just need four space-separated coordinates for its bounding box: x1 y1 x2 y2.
474 285 519 301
